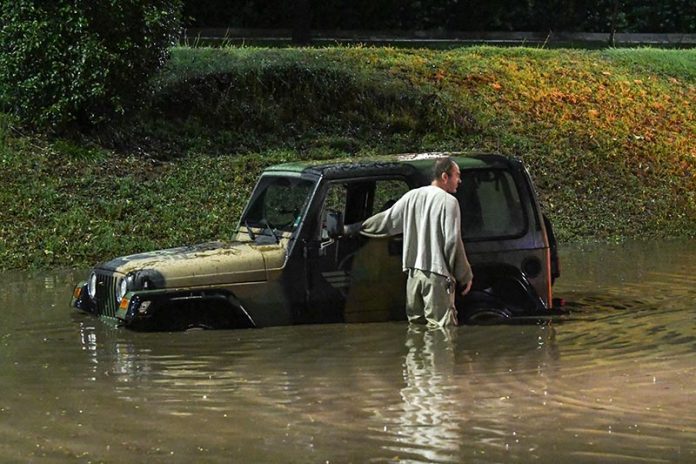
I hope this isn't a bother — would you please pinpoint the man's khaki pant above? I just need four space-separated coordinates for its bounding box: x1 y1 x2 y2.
406 268 458 328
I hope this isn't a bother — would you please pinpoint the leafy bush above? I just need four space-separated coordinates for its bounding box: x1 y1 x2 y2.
0 0 182 132
155 62 452 133
107 48 470 157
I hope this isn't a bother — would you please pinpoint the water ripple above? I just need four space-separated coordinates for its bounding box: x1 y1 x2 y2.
1 241 695 462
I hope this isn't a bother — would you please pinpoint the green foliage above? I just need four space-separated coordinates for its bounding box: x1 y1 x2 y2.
0 0 182 132
0 140 296 269
108 46 465 158
0 46 694 269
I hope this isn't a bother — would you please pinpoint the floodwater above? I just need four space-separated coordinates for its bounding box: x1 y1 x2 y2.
1 240 694 463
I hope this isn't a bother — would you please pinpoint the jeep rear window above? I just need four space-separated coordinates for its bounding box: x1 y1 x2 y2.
243 176 315 233
456 169 526 240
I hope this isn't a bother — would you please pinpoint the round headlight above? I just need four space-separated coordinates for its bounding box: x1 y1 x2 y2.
88 272 97 299
116 277 129 303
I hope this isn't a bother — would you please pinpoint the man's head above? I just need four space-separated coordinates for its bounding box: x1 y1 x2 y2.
431 157 461 193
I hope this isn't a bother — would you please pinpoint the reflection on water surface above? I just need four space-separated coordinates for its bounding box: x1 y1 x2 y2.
0 240 694 463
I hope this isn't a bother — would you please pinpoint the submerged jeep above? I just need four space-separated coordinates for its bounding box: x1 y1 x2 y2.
72 153 560 330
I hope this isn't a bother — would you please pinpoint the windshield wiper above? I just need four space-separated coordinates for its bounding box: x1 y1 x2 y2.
261 218 279 244
243 220 256 241
244 219 278 244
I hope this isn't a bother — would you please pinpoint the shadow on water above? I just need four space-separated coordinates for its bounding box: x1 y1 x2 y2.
0 240 694 462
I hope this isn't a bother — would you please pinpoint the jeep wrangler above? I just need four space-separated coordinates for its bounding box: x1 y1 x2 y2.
71 153 560 330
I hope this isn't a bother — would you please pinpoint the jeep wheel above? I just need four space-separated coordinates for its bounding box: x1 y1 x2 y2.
463 307 513 325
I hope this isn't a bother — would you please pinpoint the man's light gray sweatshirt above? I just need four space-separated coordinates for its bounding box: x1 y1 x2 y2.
361 185 473 284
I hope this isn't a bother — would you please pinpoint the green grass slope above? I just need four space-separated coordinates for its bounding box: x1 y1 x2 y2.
1 46 694 269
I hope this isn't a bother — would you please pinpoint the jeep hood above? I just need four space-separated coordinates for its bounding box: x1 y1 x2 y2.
96 241 286 289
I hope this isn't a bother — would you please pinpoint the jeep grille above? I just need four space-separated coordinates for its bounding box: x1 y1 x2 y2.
94 272 118 317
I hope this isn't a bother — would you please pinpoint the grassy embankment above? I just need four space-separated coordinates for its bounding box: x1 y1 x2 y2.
0 46 694 270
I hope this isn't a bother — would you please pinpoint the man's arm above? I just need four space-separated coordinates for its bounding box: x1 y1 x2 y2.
359 195 406 238
445 198 473 286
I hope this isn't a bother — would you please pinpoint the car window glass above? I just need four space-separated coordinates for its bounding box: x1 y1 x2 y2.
457 169 525 239
244 176 314 233
319 178 410 241
372 179 410 214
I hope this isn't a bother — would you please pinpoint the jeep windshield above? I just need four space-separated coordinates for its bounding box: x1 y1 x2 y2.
456 168 527 240
241 175 315 237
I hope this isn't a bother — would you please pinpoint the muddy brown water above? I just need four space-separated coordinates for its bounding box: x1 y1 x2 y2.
1 240 694 463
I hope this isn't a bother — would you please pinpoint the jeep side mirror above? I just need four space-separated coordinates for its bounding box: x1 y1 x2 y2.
326 210 344 238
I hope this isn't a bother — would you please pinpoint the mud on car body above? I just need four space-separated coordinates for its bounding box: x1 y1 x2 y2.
71 153 561 330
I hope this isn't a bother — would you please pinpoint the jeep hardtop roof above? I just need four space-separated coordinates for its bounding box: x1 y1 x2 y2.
263 153 518 181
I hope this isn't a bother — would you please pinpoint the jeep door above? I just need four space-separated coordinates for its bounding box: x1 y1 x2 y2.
302 177 411 323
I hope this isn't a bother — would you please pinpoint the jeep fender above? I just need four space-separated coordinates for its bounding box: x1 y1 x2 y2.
456 263 545 324
121 290 256 331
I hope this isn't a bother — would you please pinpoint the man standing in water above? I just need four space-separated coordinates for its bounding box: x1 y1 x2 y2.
360 157 473 327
